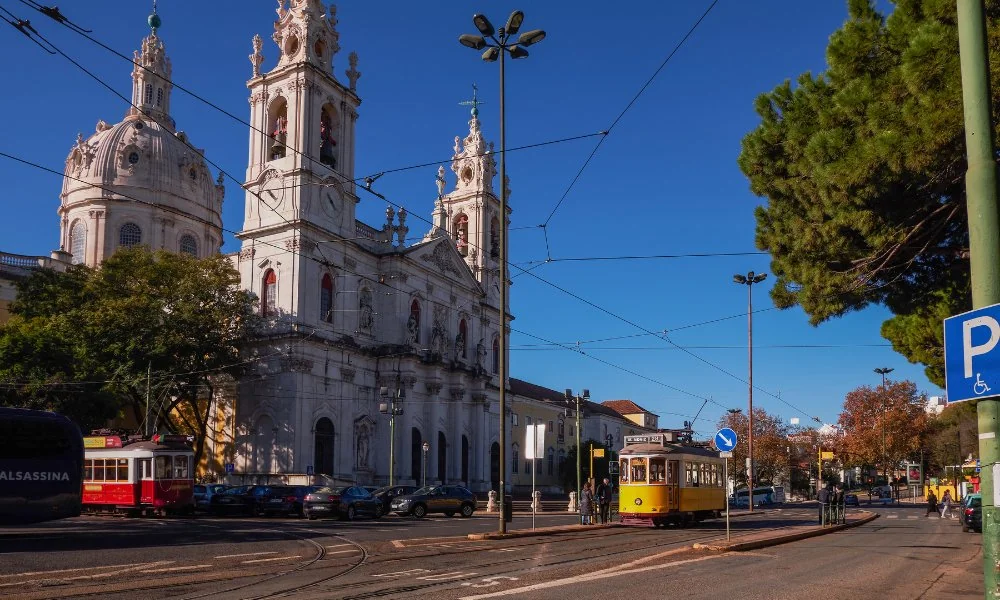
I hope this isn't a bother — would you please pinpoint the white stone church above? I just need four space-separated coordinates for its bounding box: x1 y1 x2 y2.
53 1 509 492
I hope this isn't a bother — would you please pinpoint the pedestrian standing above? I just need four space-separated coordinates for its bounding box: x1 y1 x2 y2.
940 490 952 519
596 477 613 524
926 490 938 517
580 481 595 525
817 485 830 524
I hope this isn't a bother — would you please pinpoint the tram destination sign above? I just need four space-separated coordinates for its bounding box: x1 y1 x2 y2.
624 433 672 446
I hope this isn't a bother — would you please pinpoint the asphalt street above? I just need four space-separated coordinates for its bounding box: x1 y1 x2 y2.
0 504 980 599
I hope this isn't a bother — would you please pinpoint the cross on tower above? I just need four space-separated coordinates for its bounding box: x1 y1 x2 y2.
459 83 486 118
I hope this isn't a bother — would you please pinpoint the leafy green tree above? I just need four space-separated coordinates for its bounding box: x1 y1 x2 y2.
0 247 260 465
737 0 1000 386
925 400 978 475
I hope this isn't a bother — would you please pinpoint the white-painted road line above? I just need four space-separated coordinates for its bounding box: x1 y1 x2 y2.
0 563 144 579
214 551 279 559
326 544 353 549
140 564 213 574
325 550 358 555
242 555 302 564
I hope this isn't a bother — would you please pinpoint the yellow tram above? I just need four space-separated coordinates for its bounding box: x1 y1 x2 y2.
617 432 725 527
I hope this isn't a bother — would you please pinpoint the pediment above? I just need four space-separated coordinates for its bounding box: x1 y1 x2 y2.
406 237 482 292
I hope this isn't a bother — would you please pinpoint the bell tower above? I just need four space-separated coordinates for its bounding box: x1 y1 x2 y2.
240 0 362 237
438 87 506 285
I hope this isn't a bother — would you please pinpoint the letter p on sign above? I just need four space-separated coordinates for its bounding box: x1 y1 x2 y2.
964 316 1000 378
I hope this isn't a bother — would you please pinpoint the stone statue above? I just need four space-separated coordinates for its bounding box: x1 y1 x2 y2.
250 34 264 78
358 288 374 333
406 313 418 344
436 165 446 196
356 427 369 469
454 330 465 361
476 338 487 369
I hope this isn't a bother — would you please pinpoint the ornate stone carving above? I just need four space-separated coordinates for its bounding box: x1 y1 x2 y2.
449 387 465 403
420 242 462 277
341 367 356 382
344 256 357 270
425 283 434 294
346 51 361 91
358 287 374 335
425 381 443 395
280 357 314 373
250 34 264 78
238 247 256 262
354 415 375 470
429 304 448 356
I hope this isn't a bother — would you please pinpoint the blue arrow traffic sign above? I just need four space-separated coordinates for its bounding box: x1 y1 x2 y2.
715 428 737 452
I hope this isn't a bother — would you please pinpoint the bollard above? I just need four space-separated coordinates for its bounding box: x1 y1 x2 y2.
487 490 498 513
568 491 578 513
532 491 542 512
503 494 513 523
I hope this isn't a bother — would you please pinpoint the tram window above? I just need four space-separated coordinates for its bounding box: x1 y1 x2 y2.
139 458 152 480
94 459 106 481
619 459 628 483
155 455 172 479
686 463 700 487
117 459 129 481
84 460 94 481
649 457 666 483
700 463 710 487
173 455 189 479
630 457 647 483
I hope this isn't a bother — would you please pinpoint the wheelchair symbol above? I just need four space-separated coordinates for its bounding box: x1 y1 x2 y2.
974 373 991 396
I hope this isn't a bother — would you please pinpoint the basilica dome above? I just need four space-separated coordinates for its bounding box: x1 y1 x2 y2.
57 20 223 267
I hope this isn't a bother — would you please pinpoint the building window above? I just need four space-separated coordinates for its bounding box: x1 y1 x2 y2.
492 337 499 374
320 274 333 323
119 223 142 248
458 319 468 358
547 420 554 433
547 448 554 476
409 299 420 343
569 425 575 437
70 220 86 265
525 416 532 426
512 413 518 427
179 234 197 256
454 214 469 256
512 444 519 474
128 151 140 165
156 87 163 107
144 84 153 105
262 269 277 316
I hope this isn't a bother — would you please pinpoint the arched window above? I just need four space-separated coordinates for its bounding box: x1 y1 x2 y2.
411 428 423 481
547 448 555 476
320 274 333 323
262 269 277 316
70 220 87 265
144 84 153 105
314 418 334 476
319 104 338 168
156 88 163 107
490 216 500 259
268 98 289 161
437 432 447 484
492 337 500 374
119 223 142 248
454 214 469 256
409 299 421 343
512 443 519 474
459 319 468 358
179 234 197 256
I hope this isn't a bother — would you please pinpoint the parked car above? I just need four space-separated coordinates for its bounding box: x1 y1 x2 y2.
372 485 417 512
844 493 859 507
389 485 477 518
869 485 892 499
304 486 383 520
961 493 982 533
193 484 229 512
210 485 295 517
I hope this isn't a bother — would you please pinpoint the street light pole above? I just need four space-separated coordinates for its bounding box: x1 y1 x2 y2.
379 384 405 487
733 271 767 511
874 367 894 488
460 11 545 536
422 441 430 488
565 388 589 519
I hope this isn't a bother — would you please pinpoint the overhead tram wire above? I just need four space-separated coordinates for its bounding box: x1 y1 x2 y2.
16 0 601 198
540 0 721 231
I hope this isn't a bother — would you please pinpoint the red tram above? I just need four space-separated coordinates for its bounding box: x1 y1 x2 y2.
82 434 195 516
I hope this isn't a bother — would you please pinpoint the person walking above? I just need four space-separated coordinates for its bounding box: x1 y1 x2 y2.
926 489 938 517
940 490 953 519
580 481 595 525
596 477 613 524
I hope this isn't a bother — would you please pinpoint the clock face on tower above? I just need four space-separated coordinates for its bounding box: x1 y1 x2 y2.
321 185 338 219
260 173 286 210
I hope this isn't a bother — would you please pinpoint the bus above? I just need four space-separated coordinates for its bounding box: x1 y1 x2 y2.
0 407 84 524
732 485 785 507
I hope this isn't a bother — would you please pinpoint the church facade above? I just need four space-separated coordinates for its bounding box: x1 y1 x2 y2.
229 0 508 491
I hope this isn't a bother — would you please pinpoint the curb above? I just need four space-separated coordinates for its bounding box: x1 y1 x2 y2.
692 511 880 552
467 523 620 540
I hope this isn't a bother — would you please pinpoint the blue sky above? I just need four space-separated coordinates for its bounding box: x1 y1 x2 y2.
0 1 940 434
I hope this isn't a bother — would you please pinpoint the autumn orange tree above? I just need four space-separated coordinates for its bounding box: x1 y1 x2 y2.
716 407 789 489
837 380 928 480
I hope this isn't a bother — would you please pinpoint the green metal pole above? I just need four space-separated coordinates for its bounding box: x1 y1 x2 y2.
958 1 1000 596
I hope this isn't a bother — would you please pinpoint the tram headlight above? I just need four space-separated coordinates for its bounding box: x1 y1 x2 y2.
634 498 642 506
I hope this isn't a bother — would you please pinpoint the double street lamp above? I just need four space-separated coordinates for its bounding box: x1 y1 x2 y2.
379 384 404 486
421 441 430 488
460 10 545 535
733 271 767 511
874 367 894 486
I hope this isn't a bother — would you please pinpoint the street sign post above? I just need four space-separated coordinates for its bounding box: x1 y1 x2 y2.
525 425 544 530
224 463 234 474
944 303 1000 403
714 428 737 452
713 429 738 543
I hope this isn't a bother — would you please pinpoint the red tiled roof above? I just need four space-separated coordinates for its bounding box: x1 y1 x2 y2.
601 399 651 415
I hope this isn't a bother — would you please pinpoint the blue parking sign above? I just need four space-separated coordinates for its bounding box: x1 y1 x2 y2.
944 303 1000 403
224 463 234 473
